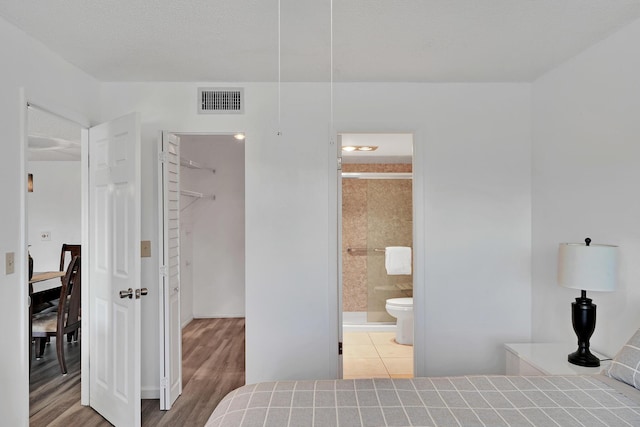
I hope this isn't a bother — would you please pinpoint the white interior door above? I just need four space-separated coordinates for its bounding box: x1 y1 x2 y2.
158 132 182 410
89 112 142 426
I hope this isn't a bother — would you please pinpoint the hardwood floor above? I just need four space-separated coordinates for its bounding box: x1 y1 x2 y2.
29 318 245 426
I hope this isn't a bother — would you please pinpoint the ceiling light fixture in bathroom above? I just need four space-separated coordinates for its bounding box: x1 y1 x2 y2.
342 145 378 152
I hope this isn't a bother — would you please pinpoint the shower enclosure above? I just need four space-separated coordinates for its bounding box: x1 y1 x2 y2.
342 167 413 327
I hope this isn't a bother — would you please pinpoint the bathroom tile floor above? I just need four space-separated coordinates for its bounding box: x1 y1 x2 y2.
342 331 413 379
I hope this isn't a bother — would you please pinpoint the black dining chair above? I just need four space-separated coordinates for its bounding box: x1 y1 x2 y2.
48 247 81 342
32 255 81 375
59 244 81 284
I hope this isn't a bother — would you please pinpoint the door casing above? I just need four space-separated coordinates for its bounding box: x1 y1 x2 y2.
330 123 426 378
20 96 91 417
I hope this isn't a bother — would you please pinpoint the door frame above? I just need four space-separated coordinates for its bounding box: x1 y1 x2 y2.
329 123 426 377
20 95 92 407
156 130 247 405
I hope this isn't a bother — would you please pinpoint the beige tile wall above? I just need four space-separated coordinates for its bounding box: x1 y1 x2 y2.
342 164 413 319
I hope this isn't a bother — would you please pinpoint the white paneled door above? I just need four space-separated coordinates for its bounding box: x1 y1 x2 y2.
89 113 142 426
158 132 182 410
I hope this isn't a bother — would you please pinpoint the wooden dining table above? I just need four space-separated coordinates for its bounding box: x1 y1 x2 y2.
30 271 65 284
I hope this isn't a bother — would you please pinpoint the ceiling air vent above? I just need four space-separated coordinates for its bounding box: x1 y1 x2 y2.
198 87 244 114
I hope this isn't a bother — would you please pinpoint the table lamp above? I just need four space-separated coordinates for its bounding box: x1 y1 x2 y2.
557 237 618 367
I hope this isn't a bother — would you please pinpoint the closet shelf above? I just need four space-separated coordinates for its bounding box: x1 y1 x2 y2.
180 189 203 198
180 157 215 173
180 189 216 211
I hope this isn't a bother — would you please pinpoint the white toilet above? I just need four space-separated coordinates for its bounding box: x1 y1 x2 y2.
385 297 414 345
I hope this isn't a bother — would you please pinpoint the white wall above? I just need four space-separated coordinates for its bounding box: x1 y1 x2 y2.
100 81 532 387
532 18 640 355
179 205 194 327
180 135 245 319
0 16 100 427
27 161 82 271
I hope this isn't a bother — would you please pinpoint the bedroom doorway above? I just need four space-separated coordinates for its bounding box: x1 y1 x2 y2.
158 131 246 408
172 133 246 326
339 132 415 379
26 105 85 415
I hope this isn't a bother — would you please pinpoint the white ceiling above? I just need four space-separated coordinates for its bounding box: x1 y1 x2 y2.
2 1 640 82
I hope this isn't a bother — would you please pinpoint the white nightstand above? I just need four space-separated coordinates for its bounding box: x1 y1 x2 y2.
505 343 611 376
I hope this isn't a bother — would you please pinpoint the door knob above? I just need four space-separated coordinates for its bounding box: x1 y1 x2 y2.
120 288 133 299
135 287 149 299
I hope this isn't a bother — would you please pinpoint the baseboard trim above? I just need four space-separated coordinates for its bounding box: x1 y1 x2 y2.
141 386 160 399
193 313 246 319
182 315 194 329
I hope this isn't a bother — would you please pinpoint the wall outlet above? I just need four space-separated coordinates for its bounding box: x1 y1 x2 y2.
5 252 15 275
40 231 51 241
141 240 151 258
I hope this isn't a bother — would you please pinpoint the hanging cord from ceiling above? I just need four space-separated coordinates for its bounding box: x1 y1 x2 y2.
277 0 282 136
330 0 334 144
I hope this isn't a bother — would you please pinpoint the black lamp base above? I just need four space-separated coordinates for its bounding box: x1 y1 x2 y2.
568 291 600 367
568 348 600 367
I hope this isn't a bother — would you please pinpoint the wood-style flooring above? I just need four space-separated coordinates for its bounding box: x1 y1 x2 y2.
29 318 245 427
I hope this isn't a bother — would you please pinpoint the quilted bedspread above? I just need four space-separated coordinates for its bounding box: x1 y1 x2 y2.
206 375 640 426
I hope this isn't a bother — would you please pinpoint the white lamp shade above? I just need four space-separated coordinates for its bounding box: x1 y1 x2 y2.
558 243 618 292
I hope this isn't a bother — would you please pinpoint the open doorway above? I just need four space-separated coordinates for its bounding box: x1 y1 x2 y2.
340 133 414 379
157 132 246 410
26 105 84 415
176 134 245 325
27 121 244 425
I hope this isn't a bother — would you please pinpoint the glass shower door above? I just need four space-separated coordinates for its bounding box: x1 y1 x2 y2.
366 178 413 322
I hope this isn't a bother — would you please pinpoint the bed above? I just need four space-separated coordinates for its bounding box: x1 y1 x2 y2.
206 331 640 426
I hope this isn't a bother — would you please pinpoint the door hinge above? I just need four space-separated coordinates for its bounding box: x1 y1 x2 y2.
337 157 342 171
338 341 343 355
159 266 168 277
159 152 167 163
160 377 168 388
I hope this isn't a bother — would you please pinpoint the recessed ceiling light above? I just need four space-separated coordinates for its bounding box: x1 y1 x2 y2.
233 133 246 140
342 145 379 152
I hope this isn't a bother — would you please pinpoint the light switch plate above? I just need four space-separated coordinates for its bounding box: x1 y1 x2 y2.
141 240 151 258
5 252 15 275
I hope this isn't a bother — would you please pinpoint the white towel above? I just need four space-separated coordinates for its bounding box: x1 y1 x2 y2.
385 246 412 275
